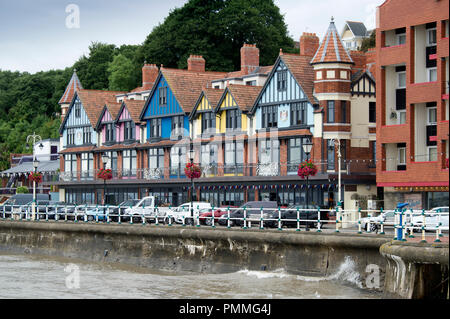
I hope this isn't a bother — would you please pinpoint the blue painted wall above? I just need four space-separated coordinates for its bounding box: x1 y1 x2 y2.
62 95 97 148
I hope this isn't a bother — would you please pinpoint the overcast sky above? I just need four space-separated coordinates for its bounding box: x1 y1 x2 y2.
0 0 384 73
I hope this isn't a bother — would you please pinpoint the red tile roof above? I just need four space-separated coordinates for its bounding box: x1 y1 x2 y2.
227 84 263 112
59 70 83 104
311 19 353 65
121 100 146 124
202 88 225 109
161 67 227 113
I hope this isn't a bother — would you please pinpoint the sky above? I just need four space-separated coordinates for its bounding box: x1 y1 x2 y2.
0 0 385 74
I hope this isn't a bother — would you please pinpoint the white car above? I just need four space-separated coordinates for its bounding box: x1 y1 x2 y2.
123 196 157 223
411 207 449 231
164 202 212 224
360 210 396 232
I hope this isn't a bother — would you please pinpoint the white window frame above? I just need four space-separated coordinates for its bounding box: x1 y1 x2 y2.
398 147 406 165
427 107 437 125
426 28 437 46
428 146 437 162
397 110 406 124
427 67 437 82
397 71 406 88
397 33 406 45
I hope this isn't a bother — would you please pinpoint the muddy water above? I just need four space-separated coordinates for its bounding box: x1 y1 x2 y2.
0 253 382 299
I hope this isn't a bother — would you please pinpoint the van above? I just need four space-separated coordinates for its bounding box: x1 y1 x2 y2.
164 202 212 224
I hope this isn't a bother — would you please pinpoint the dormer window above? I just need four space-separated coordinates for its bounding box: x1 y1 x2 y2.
105 123 115 143
123 121 134 141
225 109 242 130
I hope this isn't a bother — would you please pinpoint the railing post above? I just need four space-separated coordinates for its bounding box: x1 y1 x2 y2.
45 205 49 222
357 207 362 234
243 207 247 229
227 207 230 229
107 205 110 224
317 207 322 232
95 206 99 223
296 207 300 232
74 205 78 223
260 207 264 230
65 205 68 222
118 205 122 224
277 207 282 231
393 209 398 240
154 206 159 226
129 205 133 224
379 207 385 235
401 209 406 241
168 214 172 227
420 209 426 243
2 205 5 219
438 209 443 237
335 205 340 233
408 209 414 238
211 206 215 229
435 211 441 243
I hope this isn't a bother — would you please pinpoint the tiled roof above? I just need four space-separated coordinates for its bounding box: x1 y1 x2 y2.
105 101 122 120
227 84 263 112
203 88 225 109
220 65 273 80
161 68 227 113
279 54 317 104
59 70 83 104
121 100 146 124
249 129 312 140
59 146 96 154
95 142 140 152
311 19 353 65
77 90 126 129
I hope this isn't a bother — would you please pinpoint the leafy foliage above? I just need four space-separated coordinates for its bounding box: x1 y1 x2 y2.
360 30 375 52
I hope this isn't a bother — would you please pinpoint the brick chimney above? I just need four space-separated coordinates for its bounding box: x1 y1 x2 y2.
142 63 159 90
299 32 320 57
240 44 260 75
187 55 206 72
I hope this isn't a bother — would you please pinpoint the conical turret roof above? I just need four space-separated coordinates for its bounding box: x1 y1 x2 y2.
59 70 83 104
311 18 354 65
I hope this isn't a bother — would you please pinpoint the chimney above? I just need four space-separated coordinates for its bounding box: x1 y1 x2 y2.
299 32 320 57
240 44 260 75
187 55 206 72
142 63 159 89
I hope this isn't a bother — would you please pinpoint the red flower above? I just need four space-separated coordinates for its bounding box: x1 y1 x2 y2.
28 172 42 184
297 160 318 179
97 168 113 180
185 162 201 179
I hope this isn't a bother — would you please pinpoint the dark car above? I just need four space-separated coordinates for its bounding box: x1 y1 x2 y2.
218 201 278 227
109 199 140 222
1 194 50 218
264 205 324 230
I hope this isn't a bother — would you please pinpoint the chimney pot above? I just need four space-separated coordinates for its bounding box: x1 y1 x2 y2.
188 55 206 72
300 32 320 57
240 43 260 75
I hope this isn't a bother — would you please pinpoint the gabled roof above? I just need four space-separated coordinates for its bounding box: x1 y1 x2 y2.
189 88 224 120
311 18 354 65
141 68 227 120
218 65 273 80
60 89 125 133
351 69 376 85
216 84 262 113
59 70 83 104
118 100 146 124
95 101 122 130
344 21 368 37
249 53 317 114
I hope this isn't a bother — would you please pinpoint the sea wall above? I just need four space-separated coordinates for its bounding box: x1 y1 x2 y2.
0 221 389 290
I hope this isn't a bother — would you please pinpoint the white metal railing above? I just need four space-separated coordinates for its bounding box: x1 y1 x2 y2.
0 204 447 241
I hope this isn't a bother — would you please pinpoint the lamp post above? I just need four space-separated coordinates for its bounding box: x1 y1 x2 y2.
302 139 313 231
188 149 195 226
331 138 342 230
101 153 110 213
26 132 43 220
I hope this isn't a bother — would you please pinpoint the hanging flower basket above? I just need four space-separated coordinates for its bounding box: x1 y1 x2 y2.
185 162 201 179
97 168 113 180
297 160 318 179
28 172 42 184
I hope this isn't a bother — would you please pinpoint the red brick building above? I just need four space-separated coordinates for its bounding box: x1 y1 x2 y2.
376 0 449 209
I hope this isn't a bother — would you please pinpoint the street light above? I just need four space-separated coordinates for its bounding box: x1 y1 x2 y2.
101 154 110 213
302 139 313 231
331 138 342 230
27 132 42 220
188 149 195 225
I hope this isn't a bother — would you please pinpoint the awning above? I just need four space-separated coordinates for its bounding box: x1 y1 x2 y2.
0 160 59 177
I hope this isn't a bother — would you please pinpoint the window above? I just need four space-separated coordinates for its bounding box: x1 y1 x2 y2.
150 118 161 138
172 116 184 136
261 106 278 128
149 148 164 170
201 112 216 134
427 106 437 124
341 101 347 123
428 146 437 162
327 101 335 123
369 102 376 123
427 68 437 82
287 138 305 173
397 71 406 88
105 123 115 143
105 151 118 171
122 150 137 176
427 28 437 46
290 102 306 126
225 109 242 130
74 101 81 118
371 141 377 164
277 70 287 91
327 140 335 170
64 154 76 173
201 144 218 168
397 110 406 124
224 141 244 174
66 128 75 146
83 127 91 144
397 33 406 45
398 147 406 165
81 153 94 179
170 146 186 176
159 87 167 106
258 139 280 164
124 121 134 141
246 80 256 86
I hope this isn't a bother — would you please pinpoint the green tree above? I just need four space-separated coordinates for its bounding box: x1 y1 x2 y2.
108 54 136 91
138 0 294 72
360 30 376 52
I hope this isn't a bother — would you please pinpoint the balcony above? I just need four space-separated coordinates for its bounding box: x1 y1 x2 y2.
408 82 440 104
380 44 407 66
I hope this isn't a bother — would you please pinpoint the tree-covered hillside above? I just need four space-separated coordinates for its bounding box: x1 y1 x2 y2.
0 0 295 171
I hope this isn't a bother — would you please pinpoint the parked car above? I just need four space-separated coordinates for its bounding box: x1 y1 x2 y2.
110 199 140 222
360 210 397 232
198 207 233 225
264 205 323 229
164 202 213 225
218 201 278 227
123 196 157 223
411 209 449 232
0 194 50 218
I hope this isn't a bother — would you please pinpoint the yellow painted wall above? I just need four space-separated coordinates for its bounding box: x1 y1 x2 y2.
217 92 249 134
